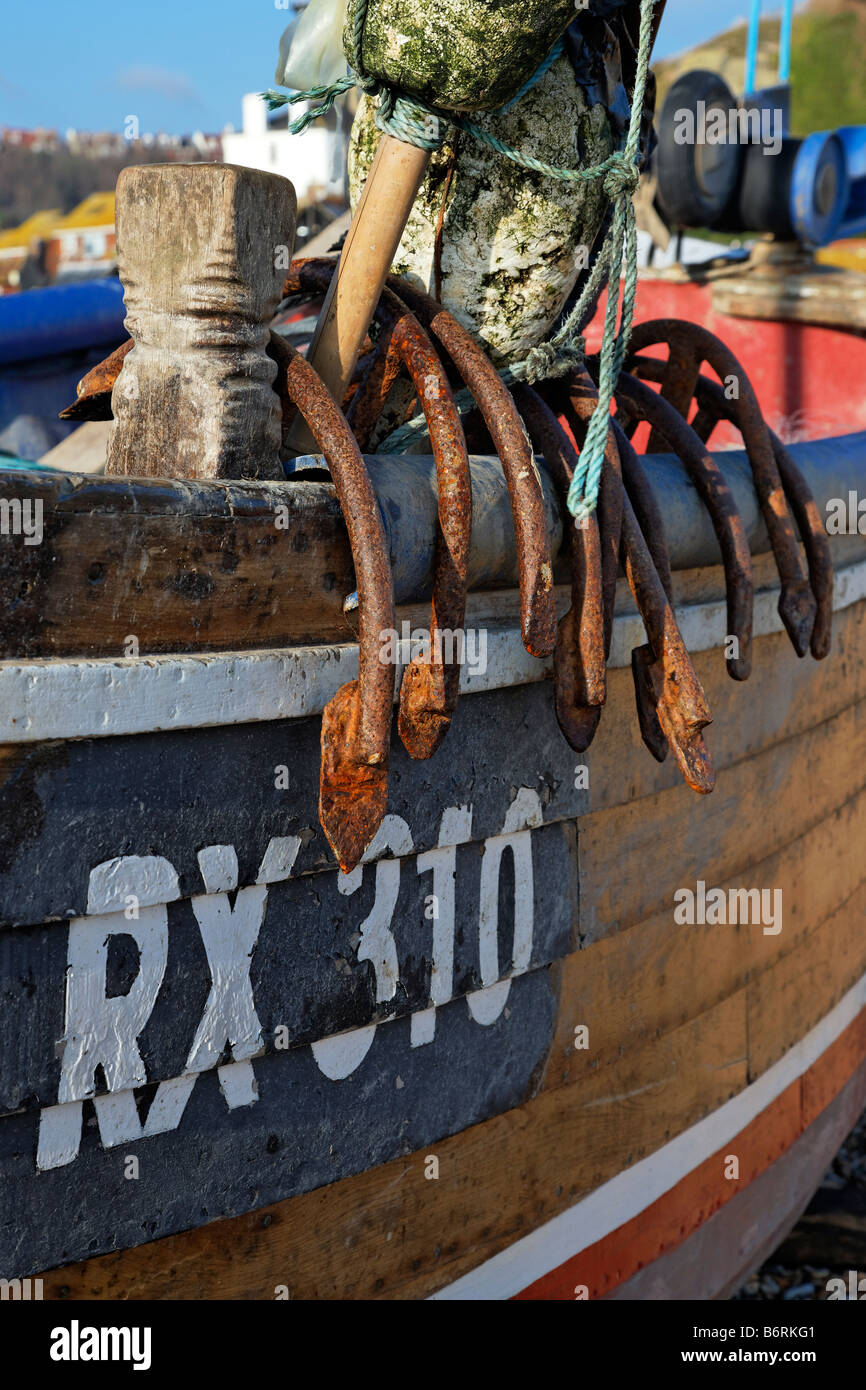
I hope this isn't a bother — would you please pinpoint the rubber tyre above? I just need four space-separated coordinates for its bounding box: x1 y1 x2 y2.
656 69 743 227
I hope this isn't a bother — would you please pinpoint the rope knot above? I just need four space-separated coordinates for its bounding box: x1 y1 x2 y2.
522 341 560 384
374 92 447 151
522 338 586 385
603 160 640 199
355 70 380 97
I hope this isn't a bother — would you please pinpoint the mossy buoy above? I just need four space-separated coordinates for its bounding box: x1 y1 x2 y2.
348 0 576 110
348 54 615 364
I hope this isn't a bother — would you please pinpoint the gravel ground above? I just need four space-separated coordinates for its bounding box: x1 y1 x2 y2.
734 1109 866 1300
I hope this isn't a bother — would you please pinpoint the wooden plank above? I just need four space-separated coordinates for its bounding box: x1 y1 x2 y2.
1 965 562 1280
31 924 866 1300
0 814 575 1116
7 558 866 749
0 726 862 1280
0 615 860 1281
712 263 866 334
0 751 860 1277
0 473 356 658
25 817 866 1295
2 594 866 929
521 1077 804 1299
575 596 866 814
523 1020 866 1299
748 896 866 1080
579 686 866 939
8 566 866 750
0 444 862 659
0 680 592 929
36 990 749 1300
0 676 862 1109
544 789 866 1093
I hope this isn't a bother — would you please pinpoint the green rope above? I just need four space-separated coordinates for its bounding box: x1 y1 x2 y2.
265 0 660 521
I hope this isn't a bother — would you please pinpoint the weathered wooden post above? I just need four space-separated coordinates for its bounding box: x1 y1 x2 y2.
107 163 296 481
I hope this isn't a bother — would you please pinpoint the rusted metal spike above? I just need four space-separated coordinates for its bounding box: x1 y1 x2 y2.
385 272 558 661
382 290 471 760
630 354 833 663
631 643 668 763
693 376 833 662
689 405 717 445
645 335 700 454
620 489 715 793
59 339 132 420
277 339 396 873
769 434 833 661
547 370 703 773
345 320 403 451
513 383 606 754
611 416 674 601
628 319 816 659
553 370 624 663
285 261 472 760
265 331 301 445
319 681 390 877
609 363 754 682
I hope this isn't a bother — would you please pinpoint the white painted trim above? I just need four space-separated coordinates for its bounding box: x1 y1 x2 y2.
1 558 864 745
430 968 866 1300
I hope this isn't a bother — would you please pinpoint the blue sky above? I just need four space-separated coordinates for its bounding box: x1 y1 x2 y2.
0 2 802 135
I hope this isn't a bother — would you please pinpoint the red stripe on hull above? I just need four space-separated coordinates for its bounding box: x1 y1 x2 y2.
513 1008 866 1300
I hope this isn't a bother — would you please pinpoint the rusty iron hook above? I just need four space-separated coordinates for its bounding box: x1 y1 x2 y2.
268 332 396 874
627 319 816 659
512 383 605 753
634 357 833 664
604 364 755 682
385 273 558 663
285 259 473 761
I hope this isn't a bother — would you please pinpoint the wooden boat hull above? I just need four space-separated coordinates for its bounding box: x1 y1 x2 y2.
1 506 864 1298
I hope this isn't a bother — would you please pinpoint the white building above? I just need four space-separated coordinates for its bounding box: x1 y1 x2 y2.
222 93 348 208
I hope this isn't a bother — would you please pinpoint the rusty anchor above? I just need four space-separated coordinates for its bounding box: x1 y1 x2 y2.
626 320 817 658
549 368 714 789
512 382 606 753
283 260 474 761
629 355 833 662
64 261 831 858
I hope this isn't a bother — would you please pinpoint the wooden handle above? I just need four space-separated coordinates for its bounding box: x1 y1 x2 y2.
287 133 430 454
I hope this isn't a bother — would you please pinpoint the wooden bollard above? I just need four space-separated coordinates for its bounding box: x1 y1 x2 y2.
107 163 296 481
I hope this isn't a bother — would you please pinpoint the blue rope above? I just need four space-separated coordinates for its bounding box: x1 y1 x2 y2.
265 0 660 521
498 38 566 113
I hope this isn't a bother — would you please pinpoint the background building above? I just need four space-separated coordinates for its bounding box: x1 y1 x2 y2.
222 93 349 209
